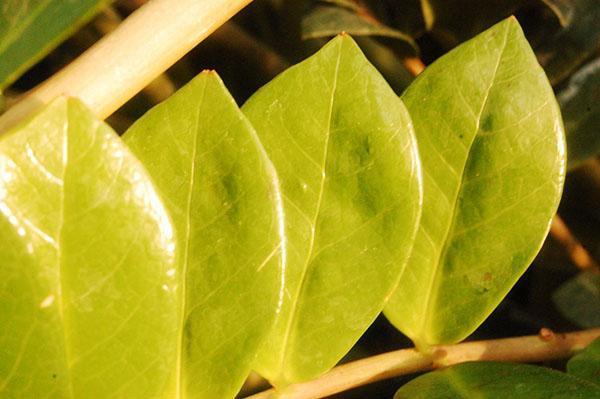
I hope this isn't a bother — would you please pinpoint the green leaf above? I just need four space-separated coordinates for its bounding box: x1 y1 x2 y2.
553 271 600 328
302 4 418 52
242 35 422 385
558 58 600 170
420 0 529 47
536 0 600 84
568 337 600 385
0 0 111 88
0 98 178 397
124 72 284 399
384 18 566 348
394 362 600 398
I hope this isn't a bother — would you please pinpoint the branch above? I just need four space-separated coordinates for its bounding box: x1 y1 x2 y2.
0 0 253 133
246 328 600 399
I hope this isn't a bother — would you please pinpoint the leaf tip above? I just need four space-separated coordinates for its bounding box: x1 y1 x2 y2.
201 69 218 76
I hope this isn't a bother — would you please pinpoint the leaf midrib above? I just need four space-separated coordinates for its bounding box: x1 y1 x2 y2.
419 23 511 341
174 78 208 399
278 38 344 378
57 103 75 399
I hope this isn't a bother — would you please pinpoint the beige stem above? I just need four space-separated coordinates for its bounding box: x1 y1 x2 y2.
550 215 600 272
0 0 253 133
247 328 600 399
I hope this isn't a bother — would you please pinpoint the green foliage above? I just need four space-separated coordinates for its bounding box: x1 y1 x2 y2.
568 338 600 385
558 58 600 170
0 0 111 88
302 2 417 51
384 18 565 348
394 361 600 398
553 270 600 328
242 34 422 385
0 98 178 397
536 0 600 84
0 14 581 398
124 72 284 399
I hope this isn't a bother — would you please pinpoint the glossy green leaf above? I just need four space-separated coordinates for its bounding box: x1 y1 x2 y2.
536 0 600 84
553 271 600 328
568 337 600 385
394 362 600 398
242 35 422 385
302 4 418 52
124 72 284 399
558 58 600 170
0 98 178 397
0 0 111 88
385 18 566 348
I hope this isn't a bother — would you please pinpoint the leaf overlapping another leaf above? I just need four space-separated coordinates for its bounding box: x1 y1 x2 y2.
243 34 422 386
385 17 566 348
0 98 178 397
124 72 284 399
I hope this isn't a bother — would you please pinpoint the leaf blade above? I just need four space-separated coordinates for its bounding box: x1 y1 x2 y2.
242 35 422 385
124 72 284 399
0 0 111 88
385 17 566 347
394 362 600 398
0 98 178 397
568 337 600 385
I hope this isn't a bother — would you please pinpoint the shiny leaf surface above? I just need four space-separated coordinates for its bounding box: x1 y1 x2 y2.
124 72 284 399
0 0 111 88
394 362 600 398
242 35 422 385
568 337 600 385
385 18 566 348
0 98 177 397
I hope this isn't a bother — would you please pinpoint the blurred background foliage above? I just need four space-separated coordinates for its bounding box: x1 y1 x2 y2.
1 0 598 397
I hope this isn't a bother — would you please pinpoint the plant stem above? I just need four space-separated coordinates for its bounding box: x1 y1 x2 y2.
0 0 253 133
94 6 176 105
246 328 600 399
550 215 600 272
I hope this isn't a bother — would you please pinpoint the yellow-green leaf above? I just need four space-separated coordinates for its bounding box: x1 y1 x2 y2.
385 18 566 348
242 35 422 385
124 72 284 399
0 98 177 397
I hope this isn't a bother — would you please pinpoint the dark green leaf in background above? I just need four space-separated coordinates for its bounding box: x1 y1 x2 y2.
568 337 600 385
419 0 530 46
553 270 600 328
394 362 600 398
0 0 111 88
557 58 600 170
243 35 422 385
536 0 600 84
125 72 284 399
385 18 566 348
302 3 418 53
0 98 178 397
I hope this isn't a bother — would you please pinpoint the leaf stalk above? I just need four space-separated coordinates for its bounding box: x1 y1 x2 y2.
0 0 253 133
246 328 600 399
